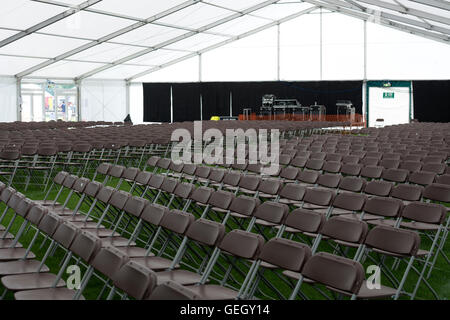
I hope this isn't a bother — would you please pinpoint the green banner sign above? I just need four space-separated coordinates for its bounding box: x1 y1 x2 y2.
383 92 395 99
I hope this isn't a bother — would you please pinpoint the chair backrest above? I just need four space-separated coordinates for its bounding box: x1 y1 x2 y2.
338 176 366 192
122 167 139 181
15 198 34 218
160 178 178 193
402 202 446 225
301 252 365 295
364 180 392 197
258 238 311 272
208 190 234 210
37 212 61 236
72 177 90 193
365 226 421 257
284 208 325 233
290 156 307 168
135 171 152 185
26 205 48 226
147 174 165 189
279 184 306 201
332 192 367 211
382 168 409 183
297 170 319 184
238 175 261 191
96 163 112 175
52 221 79 249
320 216 368 244
208 169 226 183
146 156 160 167
228 196 260 217
109 165 125 178
108 190 131 210
317 174 341 189
322 161 342 174
96 186 115 203
190 187 213 204
185 218 225 247
222 172 241 186
113 261 157 300
360 165 383 179
258 179 282 195
390 184 423 201
422 163 445 175
363 196 403 218
83 181 102 198
159 210 195 235
253 201 289 225
423 183 450 203
69 231 102 263
91 246 130 279
53 171 69 185
303 188 334 206
219 230 264 260
173 183 194 199
123 196 149 217
305 159 324 171
340 163 362 176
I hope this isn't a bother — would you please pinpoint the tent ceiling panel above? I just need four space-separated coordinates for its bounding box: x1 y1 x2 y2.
30 60 105 78
0 0 66 30
202 0 276 11
109 23 189 47
0 33 89 58
0 55 47 75
124 49 191 67
208 15 272 36
39 11 135 40
156 2 235 29
58 0 88 5
90 0 189 19
89 64 152 80
251 2 316 20
0 30 19 42
164 33 230 51
69 42 146 63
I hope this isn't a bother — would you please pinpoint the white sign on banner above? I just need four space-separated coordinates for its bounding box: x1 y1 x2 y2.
368 86 410 127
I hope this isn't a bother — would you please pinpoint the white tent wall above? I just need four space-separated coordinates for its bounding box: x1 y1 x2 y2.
129 83 144 124
0 77 18 122
80 80 127 122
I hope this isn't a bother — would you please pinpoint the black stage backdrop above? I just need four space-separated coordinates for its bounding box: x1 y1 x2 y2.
143 81 363 122
413 80 450 123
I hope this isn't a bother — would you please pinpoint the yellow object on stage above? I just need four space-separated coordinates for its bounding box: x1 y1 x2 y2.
210 116 220 121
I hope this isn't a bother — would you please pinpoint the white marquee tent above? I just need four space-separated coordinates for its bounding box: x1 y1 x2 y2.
0 0 449 124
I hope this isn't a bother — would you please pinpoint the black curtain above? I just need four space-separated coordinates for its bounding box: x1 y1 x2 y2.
143 83 171 122
413 80 450 123
172 83 201 122
143 81 363 122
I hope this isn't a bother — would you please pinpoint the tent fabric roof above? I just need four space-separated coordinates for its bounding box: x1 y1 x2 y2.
0 0 448 81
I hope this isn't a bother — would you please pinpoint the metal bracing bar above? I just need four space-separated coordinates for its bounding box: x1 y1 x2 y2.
0 0 102 49
126 6 318 81
74 0 281 80
302 0 449 43
354 0 450 25
409 0 450 11
16 0 202 78
318 0 450 35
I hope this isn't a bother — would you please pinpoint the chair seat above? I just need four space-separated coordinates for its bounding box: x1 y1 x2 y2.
1 273 65 291
60 214 93 222
0 239 22 249
185 284 238 300
50 207 77 215
70 221 105 229
315 208 353 215
15 288 84 300
0 248 36 261
0 232 14 240
254 219 279 227
400 221 440 231
339 213 382 221
280 270 314 284
356 283 397 299
100 237 135 247
0 260 49 276
278 199 302 205
211 207 228 214
229 212 251 219
156 269 202 286
301 203 328 210
82 228 120 237
258 193 277 199
115 246 154 258
130 256 177 271
367 219 397 227
32 200 62 207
